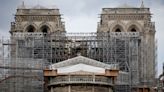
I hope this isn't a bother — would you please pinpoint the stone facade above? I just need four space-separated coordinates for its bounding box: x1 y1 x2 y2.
8 2 156 92
97 6 156 86
10 4 65 34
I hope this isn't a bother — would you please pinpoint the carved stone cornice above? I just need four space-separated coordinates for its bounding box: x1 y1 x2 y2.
15 16 58 22
106 15 146 20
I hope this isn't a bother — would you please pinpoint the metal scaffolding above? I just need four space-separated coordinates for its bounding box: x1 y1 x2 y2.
0 32 156 92
0 36 44 92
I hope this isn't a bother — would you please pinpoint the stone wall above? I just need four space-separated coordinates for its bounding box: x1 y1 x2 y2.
53 86 68 92
51 85 113 92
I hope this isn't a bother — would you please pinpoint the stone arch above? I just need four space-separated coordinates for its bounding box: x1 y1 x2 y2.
40 25 50 33
25 25 36 32
24 23 38 32
39 22 53 33
126 21 142 32
113 25 123 32
109 21 126 32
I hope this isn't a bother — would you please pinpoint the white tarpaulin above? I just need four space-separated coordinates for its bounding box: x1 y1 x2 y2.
57 63 105 74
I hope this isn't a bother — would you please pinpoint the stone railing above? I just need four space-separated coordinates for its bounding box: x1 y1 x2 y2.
102 8 150 14
16 9 60 15
49 75 113 85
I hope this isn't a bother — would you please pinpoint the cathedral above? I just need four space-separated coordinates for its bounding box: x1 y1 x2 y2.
0 1 157 92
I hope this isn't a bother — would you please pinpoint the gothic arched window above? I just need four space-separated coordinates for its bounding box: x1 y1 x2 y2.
26 25 36 32
128 24 140 32
42 27 48 33
112 24 124 32
115 28 121 32
40 25 50 33
131 28 137 32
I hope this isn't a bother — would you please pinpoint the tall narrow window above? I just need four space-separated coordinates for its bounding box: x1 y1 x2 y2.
26 25 35 32
131 28 136 32
42 28 48 33
115 28 121 32
40 25 50 33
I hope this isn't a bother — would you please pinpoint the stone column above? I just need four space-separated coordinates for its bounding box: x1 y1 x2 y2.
51 87 53 92
109 87 113 92
68 85 71 92
93 74 95 82
92 85 94 92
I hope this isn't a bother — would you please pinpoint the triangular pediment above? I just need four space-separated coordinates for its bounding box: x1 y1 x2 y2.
57 63 105 74
50 55 117 70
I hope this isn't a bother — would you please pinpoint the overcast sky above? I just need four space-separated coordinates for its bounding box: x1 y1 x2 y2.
0 0 163 76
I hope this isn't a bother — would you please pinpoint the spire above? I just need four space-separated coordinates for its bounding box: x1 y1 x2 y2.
22 1 25 9
18 1 26 9
22 1 25 7
141 0 144 8
23 1 24 5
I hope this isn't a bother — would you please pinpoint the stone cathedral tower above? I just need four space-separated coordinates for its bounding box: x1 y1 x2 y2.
10 2 65 34
9 3 66 60
97 2 156 87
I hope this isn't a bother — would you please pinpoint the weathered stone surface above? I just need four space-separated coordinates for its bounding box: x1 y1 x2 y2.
51 85 113 92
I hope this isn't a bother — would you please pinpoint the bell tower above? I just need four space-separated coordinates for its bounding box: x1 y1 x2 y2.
10 3 66 61
98 1 156 87
10 2 65 34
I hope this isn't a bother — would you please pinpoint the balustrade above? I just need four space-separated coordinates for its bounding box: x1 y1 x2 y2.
49 75 113 85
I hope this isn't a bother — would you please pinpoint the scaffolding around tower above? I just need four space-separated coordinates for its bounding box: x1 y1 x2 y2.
0 32 156 92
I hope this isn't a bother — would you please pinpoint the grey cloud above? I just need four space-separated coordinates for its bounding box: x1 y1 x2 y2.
150 1 164 76
0 0 20 34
